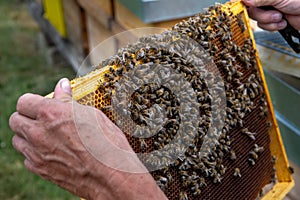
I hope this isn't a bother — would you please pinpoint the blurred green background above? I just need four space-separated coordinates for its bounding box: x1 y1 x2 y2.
0 0 77 199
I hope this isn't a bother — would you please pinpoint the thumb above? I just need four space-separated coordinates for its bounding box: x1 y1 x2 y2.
242 0 273 7
53 78 73 101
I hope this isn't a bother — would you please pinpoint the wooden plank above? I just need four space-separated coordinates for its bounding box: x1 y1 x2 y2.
112 0 187 50
35 0 43 6
90 0 113 16
44 0 67 37
284 161 300 200
29 1 85 73
263 182 294 200
110 20 136 49
77 0 113 30
86 14 117 66
62 0 85 57
111 19 126 35
114 0 184 31
257 45 300 78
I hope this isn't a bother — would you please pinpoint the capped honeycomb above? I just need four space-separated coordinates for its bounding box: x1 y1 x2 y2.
69 1 294 199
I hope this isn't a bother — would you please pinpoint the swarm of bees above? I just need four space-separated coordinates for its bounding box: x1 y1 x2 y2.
77 2 276 200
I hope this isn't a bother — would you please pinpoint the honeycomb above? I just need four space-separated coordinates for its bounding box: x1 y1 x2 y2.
69 1 293 199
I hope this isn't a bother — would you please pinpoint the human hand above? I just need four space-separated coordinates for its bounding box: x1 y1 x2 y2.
9 78 166 200
242 0 300 31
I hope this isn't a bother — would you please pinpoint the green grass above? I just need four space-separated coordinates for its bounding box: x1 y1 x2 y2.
0 1 77 199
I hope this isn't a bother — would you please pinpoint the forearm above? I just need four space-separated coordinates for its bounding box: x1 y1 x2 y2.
89 169 167 200
112 172 166 200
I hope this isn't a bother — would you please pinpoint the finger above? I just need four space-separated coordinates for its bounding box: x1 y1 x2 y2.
13 135 43 166
24 159 39 174
257 20 287 31
242 0 275 7
12 135 29 154
16 93 44 119
248 7 283 23
12 135 34 162
24 159 54 188
53 78 73 102
286 14 300 30
9 112 36 140
24 159 48 177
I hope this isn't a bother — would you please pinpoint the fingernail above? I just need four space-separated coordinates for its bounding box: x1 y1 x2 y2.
60 78 72 95
272 13 282 21
278 20 287 29
243 0 253 4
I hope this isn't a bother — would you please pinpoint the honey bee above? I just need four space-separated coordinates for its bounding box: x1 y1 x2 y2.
133 93 143 104
101 81 112 88
191 184 201 196
213 174 222 184
109 67 115 73
271 155 277 164
200 41 210 49
179 191 188 200
249 151 258 160
219 165 226 175
158 176 168 185
104 73 115 82
135 48 146 60
237 14 246 32
101 105 112 112
254 144 264 153
199 177 207 187
103 92 111 100
271 166 277 183
140 138 148 150
115 66 124 76
241 128 256 140
237 119 243 127
116 120 122 128
154 141 163 149
155 88 164 99
248 158 256 166
233 168 242 177
230 150 237 160
122 51 131 62
288 166 294 174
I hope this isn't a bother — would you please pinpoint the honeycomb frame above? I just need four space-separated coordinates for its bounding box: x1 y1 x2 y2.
46 1 294 199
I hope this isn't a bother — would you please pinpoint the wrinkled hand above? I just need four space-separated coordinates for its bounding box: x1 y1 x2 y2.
9 78 166 200
242 0 300 31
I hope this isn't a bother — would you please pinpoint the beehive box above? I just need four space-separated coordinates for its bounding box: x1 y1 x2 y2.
117 0 227 23
49 1 294 199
